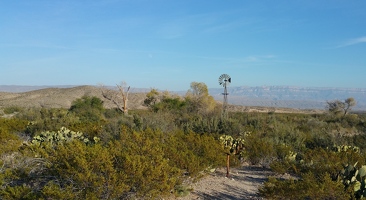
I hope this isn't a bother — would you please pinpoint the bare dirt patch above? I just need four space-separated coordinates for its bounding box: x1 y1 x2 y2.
170 164 274 200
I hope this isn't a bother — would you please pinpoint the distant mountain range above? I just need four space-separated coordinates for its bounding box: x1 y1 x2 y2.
1 85 366 111
210 86 366 110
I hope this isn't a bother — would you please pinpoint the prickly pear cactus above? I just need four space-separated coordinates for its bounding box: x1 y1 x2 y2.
338 162 366 199
333 145 360 153
354 165 366 198
285 151 297 162
31 127 99 146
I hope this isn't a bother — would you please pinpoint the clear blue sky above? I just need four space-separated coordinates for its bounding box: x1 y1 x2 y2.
1 1 365 91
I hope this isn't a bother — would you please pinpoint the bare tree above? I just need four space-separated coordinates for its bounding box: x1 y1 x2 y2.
327 97 356 117
100 82 131 114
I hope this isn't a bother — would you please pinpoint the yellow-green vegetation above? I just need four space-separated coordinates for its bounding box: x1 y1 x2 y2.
1 86 366 199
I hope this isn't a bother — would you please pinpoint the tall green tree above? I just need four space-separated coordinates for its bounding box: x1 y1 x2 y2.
185 82 217 113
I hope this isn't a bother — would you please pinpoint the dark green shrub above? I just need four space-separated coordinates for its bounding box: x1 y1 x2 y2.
0 128 21 154
243 133 275 166
152 96 186 112
104 108 123 119
69 96 105 122
110 128 182 198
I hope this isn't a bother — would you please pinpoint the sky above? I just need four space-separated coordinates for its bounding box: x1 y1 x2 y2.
1 0 366 91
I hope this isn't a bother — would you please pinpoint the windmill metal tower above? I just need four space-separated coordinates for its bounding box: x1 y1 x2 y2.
218 74 231 118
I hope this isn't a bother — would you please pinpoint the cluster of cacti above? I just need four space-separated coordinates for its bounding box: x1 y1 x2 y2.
219 135 234 148
31 127 99 146
219 135 245 154
285 151 298 162
219 133 249 177
338 162 366 198
219 132 250 153
333 145 360 153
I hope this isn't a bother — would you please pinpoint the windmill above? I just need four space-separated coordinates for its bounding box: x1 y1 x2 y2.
219 74 231 118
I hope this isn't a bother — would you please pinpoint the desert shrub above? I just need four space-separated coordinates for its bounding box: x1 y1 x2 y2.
243 132 276 166
0 185 38 200
152 96 186 113
69 96 105 122
144 88 160 108
110 127 181 198
104 108 123 119
0 118 27 155
69 120 106 139
165 130 225 175
2 141 128 199
40 182 76 199
23 108 76 137
173 184 192 197
180 115 221 135
3 106 23 115
0 151 51 199
46 141 129 199
13 107 42 121
0 118 28 133
304 132 334 150
218 118 242 136
270 159 297 175
139 112 178 133
298 148 345 180
348 133 366 151
133 114 143 130
342 114 361 127
281 145 364 179
259 172 352 200
0 128 22 155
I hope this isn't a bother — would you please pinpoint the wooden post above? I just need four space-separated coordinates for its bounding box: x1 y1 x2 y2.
226 153 230 177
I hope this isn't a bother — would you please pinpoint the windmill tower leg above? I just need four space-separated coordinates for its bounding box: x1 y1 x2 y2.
222 84 228 119
218 74 231 120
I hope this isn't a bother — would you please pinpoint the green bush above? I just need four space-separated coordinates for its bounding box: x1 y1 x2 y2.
152 96 187 112
165 131 225 175
3 106 22 115
243 132 275 166
69 96 105 122
0 128 21 155
0 118 26 155
47 141 129 199
110 128 182 197
259 173 352 200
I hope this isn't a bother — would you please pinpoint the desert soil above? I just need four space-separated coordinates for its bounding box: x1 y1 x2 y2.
169 164 275 200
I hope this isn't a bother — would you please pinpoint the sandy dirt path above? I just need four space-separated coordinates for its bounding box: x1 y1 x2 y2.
171 164 275 200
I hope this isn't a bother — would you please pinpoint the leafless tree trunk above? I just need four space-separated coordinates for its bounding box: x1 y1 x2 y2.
100 82 130 114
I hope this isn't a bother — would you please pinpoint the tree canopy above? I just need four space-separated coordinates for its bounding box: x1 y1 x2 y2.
327 97 356 117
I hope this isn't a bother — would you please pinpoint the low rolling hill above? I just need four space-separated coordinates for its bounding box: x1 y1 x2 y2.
0 85 147 110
